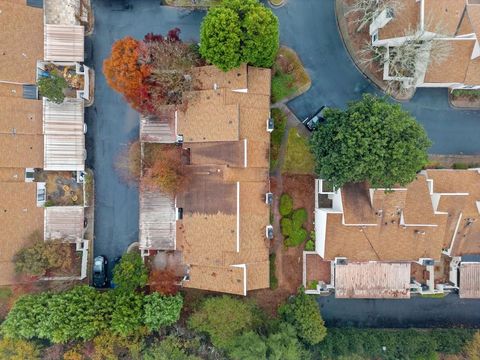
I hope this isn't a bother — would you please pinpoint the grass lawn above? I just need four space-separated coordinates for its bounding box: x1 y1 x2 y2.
271 47 311 103
282 128 315 174
269 253 278 290
270 108 287 170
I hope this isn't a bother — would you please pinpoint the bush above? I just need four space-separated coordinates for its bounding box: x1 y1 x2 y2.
38 73 67 104
292 208 307 228
144 336 201 360
285 228 307 247
188 296 261 350
279 193 293 216
305 239 315 251
270 108 287 169
279 289 327 346
110 292 144 337
0 338 41 360
280 218 293 237
113 252 148 293
143 293 183 332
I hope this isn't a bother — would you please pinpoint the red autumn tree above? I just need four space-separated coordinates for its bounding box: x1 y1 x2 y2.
142 145 189 196
103 36 151 113
148 269 178 295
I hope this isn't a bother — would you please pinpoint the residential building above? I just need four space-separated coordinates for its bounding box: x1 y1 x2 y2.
304 170 480 299
369 0 480 89
0 0 91 285
139 64 272 295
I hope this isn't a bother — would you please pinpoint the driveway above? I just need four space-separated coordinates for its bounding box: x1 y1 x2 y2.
85 0 203 273
318 294 480 328
272 0 480 155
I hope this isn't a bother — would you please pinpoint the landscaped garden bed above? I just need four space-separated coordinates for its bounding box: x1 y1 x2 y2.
270 108 287 170
449 89 480 109
162 0 221 7
271 46 311 103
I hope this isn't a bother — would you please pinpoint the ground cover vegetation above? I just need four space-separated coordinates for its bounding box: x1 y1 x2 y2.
199 0 279 71
283 128 315 174
37 72 68 104
311 94 431 189
103 29 204 116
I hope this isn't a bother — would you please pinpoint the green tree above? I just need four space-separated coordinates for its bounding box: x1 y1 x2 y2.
110 292 144 337
267 323 311 360
113 252 148 293
465 332 480 360
143 336 200 360
310 94 431 189
199 7 242 71
199 0 279 71
227 331 267 360
279 290 327 346
143 293 183 332
38 73 67 104
0 338 41 360
188 296 260 350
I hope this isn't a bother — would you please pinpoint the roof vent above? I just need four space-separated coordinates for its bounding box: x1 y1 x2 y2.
176 134 184 144
415 230 426 235
176 207 183 220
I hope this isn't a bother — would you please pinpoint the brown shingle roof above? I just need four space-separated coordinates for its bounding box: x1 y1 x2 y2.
378 0 420 39
177 65 271 295
0 97 43 134
0 0 43 83
0 134 44 168
0 182 44 285
192 64 248 91
424 0 466 36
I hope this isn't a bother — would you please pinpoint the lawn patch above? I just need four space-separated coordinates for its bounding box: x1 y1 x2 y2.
270 108 287 170
271 47 311 103
283 128 315 174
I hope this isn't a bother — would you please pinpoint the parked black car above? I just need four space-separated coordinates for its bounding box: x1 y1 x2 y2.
93 255 108 288
303 106 327 131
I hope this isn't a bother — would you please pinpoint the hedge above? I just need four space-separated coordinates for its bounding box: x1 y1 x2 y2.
279 194 293 216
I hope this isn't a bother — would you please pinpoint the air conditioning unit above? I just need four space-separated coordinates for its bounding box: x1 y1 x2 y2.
267 118 274 133
176 208 183 220
423 259 434 266
335 257 348 265
266 225 274 239
176 134 184 144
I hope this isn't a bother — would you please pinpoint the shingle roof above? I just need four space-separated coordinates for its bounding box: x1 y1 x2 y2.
0 0 43 83
176 65 272 295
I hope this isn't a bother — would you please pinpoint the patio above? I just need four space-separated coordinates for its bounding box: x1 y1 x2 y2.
36 171 84 206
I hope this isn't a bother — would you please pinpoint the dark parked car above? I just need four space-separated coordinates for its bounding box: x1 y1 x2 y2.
303 106 327 131
93 255 108 288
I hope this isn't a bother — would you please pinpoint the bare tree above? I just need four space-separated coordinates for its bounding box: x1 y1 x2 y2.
359 21 452 94
346 0 403 32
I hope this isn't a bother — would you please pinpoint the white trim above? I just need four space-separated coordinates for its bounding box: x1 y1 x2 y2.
244 139 248 168
236 182 240 253
232 264 247 296
174 111 178 136
446 213 463 256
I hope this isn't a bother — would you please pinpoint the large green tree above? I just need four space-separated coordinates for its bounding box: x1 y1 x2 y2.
113 252 148 293
279 290 327 346
200 0 279 71
267 323 311 360
187 296 261 350
227 331 267 360
310 94 431 189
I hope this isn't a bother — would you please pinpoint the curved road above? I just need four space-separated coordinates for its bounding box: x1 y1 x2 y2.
273 0 480 154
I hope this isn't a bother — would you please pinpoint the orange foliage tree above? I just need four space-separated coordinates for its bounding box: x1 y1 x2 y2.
103 37 151 113
142 145 188 195
148 269 178 295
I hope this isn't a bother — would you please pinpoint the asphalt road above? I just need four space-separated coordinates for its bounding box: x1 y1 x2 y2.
273 0 480 154
85 0 204 275
318 294 480 328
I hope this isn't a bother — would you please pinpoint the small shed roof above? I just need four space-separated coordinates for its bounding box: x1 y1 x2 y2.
43 99 85 171
459 262 480 299
44 24 84 62
335 262 411 299
139 191 176 251
44 206 84 241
